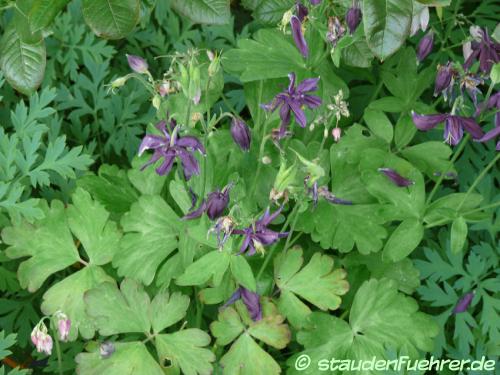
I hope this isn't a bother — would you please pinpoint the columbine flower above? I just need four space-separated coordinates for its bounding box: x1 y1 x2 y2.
232 206 288 256
31 322 53 356
453 292 474 314
378 168 415 187
412 112 484 146
290 15 308 58
126 54 149 74
434 62 456 98
138 120 206 180
410 4 429 36
417 32 434 62
326 16 346 46
463 27 500 74
100 341 115 359
223 287 262 321
263 73 321 139
183 184 233 220
55 311 71 342
230 118 251 151
346 4 362 34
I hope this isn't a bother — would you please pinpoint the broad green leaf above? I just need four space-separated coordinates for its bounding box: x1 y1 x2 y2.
210 307 245 346
274 248 349 313
177 250 231 287
113 195 180 285
363 108 394 143
82 0 140 39
417 0 450 6
40 266 113 340
363 0 413 60
170 0 230 25
2 200 80 292
76 342 164 375
155 329 215 375
341 37 374 68
128 156 167 195
368 96 406 112
252 0 295 24
29 0 70 32
382 218 425 262
424 193 483 224
247 300 291 349
394 113 417 150
223 29 305 82
401 141 454 179
150 291 190 334
84 279 151 335
0 25 46 95
230 255 257 292
288 279 439 374
450 217 468 254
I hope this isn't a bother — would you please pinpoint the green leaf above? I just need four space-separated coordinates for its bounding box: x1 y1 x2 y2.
128 156 167 195
416 0 450 6
450 217 468 254
0 331 17 360
82 0 140 39
289 279 439 374
341 37 374 68
29 0 70 32
401 141 454 179
223 29 305 82
394 113 417 150
0 25 46 95
113 195 180 285
363 108 394 143
363 0 413 60
382 218 425 262
155 330 215 375
252 0 295 24
230 255 257 292
76 342 164 375
150 291 190 334
170 0 230 25
177 250 231 287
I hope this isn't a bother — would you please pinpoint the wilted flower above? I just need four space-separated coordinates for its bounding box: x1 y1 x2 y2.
463 27 500 74
410 4 429 36
327 16 346 46
378 168 415 187
332 127 342 141
262 73 321 138
230 118 251 151
158 81 171 97
138 120 206 180
296 2 308 22
417 32 434 62
126 54 149 74
55 311 71 342
453 292 474 314
412 112 484 145
434 62 455 97
232 206 288 256
183 183 233 220
306 178 352 207
346 5 362 34
100 341 115 359
31 322 53 356
290 15 308 58
210 216 235 249
223 287 262 321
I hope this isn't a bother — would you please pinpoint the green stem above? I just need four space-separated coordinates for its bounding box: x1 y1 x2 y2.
250 132 271 199
425 200 500 229
51 325 63 375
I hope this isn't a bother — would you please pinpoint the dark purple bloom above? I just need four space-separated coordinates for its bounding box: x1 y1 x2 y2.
453 292 474 314
346 6 362 34
463 28 500 74
232 206 288 256
262 73 321 138
223 287 262 321
417 32 434 62
138 120 206 180
412 112 484 146
378 168 415 187
296 2 308 22
434 62 455 97
327 16 346 46
290 15 308 58
230 118 251 151
126 54 148 74
183 184 233 220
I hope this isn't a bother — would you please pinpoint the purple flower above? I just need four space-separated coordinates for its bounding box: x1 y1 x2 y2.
290 15 308 58
223 287 262 321
296 2 308 22
378 168 415 187
327 16 346 46
138 120 206 180
232 206 288 256
475 94 500 150
412 112 484 146
230 118 251 151
263 73 321 138
100 341 115 359
453 292 474 314
126 54 148 74
183 183 233 220
434 62 455 97
346 6 362 34
463 28 500 74
417 32 434 62
31 322 53 356
55 312 71 342
310 0 321 4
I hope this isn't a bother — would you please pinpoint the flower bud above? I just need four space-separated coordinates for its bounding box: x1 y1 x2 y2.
296 2 308 22
206 184 233 220
55 311 71 342
274 159 298 195
290 15 309 58
417 32 434 62
262 156 272 164
31 322 53 356
100 341 115 359
453 292 474 313
378 168 415 187
230 118 251 151
126 54 148 74
434 62 454 96
208 52 221 77
332 127 342 142
152 95 161 110
111 76 127 90
346 6 362 34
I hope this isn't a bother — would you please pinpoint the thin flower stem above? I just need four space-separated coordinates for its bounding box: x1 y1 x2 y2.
424 200 500 229
256 80 264 135
250 132 271 199
50 324 63 375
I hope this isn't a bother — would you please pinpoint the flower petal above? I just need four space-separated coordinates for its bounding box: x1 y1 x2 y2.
459 117 484 139
412 112 447 131
176 135 206 155
476 125 500 143
297 77 320 93
289 100 307 127
378 168 415 187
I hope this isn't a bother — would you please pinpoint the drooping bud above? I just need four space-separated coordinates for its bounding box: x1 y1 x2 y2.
208 51 221 77
434 62 454 96
230 118 251 151
290 15 309 58
206 184 233 220
378 168 415 187
100 341 115 359
346 6 362 34
55 311 71 342
126 54 149 74
31 322 53 356
417 32 434 62
332 127 342 142
110 76 127 90
453 292 474 314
